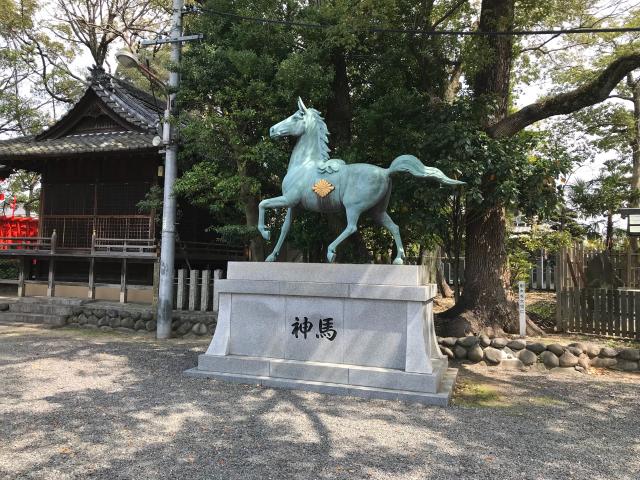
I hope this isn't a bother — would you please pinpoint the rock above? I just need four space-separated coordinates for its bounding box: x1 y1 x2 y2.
491 337 508 348
93 309 105 318
526 342 547 354
540 351 560 369
141 310 153 321
99 326 111 331
518 349 538 366
484 347 503 365
618 348 640 361
119 309 131 318
454 345 467 360
501 358 525 369
131 311 142 321
591 357 617 368
145 320 156 331
502 347 517 359
191 322 208 336
575 365 586 374
614 359 639 371
467 344 484 362
568 342 586 353
507 339 526 350
107 309 118 318
578 353 590 370
440 346 455 359
87 315 99 325
176 322 192 336
78 314 88 325
109 317 121 328
458 336 479 347
436 336 443 344
568 346 583 357
600 347 618 358
479 335 491 347
559 351 579 368
120 317 134 329
71 306 83 315
133 319 145 330
97 317 110 327
547 343 565 356
584 344 601 358
115 327 134 333
441 337 457 347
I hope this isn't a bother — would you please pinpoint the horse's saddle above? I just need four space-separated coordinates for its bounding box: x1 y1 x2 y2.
317 159 345 174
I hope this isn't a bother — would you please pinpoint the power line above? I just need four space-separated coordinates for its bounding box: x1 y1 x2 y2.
191 7 640 37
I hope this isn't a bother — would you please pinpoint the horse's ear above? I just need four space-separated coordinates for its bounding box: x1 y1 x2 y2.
297 97 308 112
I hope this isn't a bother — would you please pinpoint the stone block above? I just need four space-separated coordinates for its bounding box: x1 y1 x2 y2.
526 342 546 354
547 343 565 356
198 355 269 376
507 339 526 350
269 360 349 384
348 367 440 394
343 299 406 369
229 294 285 358
540 351 559 369
618 348 640 361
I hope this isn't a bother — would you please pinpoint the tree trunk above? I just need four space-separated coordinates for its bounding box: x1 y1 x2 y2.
436 261 453 298
325 48 352 153
440 0 518 335
245 195 264 261
629 75 640 253
606 211 614 252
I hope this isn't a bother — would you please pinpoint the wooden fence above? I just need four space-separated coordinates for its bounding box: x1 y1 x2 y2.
174 268 223 313
558 288 640 339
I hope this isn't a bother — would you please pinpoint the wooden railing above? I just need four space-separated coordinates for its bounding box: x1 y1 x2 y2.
92 233 157 258
0 231 56 254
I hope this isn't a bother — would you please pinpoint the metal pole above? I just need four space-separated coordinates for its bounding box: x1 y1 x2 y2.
156 0 184 339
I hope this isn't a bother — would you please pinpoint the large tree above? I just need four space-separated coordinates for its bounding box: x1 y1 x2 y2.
441 0 640 334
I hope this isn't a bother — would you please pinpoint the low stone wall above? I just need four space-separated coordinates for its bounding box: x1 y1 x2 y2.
438 336 640 373
65 305 216 338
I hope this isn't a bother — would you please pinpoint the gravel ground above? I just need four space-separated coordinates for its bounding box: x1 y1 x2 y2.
1 323 639 480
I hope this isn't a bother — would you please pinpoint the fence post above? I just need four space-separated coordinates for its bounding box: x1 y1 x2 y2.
556 248 564 330
200 269 211 311
152 261 160 308
176 269 187 310
188 269 199 311
212 269 222 313
17 256 26 298
119 258 127 303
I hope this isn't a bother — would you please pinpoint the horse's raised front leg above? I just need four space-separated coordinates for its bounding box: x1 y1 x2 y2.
266 207 294 262
373 211 405 265
327 209 362 263
258 195 290 240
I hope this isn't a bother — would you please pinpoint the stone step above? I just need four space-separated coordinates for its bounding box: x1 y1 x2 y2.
0 311 66 326
16 296 85 306
9 303 75 316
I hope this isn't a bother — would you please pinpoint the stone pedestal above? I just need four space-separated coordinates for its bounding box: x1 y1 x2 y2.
186 262 457 406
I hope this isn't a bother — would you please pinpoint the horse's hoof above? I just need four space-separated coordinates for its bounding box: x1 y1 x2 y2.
265 253 276 262
260 229 271 241
327 251 336 263
393 258 404 265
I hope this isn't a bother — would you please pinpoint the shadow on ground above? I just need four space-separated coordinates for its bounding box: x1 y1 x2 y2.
1 323 639 480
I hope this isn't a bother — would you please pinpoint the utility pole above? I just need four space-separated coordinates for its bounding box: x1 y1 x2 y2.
140 0 201 339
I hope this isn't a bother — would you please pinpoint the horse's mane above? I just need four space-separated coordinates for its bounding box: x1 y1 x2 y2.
306 108 330 162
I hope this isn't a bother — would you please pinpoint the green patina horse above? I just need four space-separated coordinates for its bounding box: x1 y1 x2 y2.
258 98 464 264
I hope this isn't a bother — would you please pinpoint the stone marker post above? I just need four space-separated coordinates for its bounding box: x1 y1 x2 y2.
518 281 526 337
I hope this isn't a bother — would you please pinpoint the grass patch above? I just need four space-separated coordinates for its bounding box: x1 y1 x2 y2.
527 395 565 407
453 380 511 408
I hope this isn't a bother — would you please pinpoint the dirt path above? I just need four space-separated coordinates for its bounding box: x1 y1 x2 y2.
1 323 639 480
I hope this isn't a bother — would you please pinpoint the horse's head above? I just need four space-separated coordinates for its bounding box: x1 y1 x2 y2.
270 97 313 139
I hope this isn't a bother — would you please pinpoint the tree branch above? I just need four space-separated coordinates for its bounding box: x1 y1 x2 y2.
488 54 640 138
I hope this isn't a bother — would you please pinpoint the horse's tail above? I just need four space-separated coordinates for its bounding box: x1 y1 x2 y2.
387 155 465 186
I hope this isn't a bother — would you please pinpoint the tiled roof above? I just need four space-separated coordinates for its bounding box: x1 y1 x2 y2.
0 131 157 158
0 67 163 162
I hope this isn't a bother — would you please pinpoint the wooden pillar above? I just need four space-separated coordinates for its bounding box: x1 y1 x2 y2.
47 258 55 297
120 258 127 303
212 269 222 313
88 258 96 300
176 268 187 310
189 269 199 311
200 269 211 311
17 256 27 298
